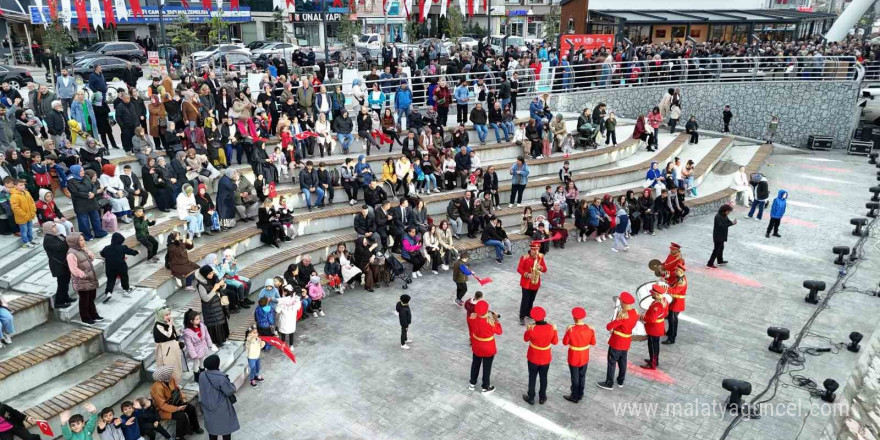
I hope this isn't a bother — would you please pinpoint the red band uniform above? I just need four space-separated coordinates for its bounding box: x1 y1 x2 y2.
562 307 596 403
517 243 547 324
641 284 669 369
599 292 639 389
662 242 684 285
522 307 558 405
665 263 687 344
468 300 503 391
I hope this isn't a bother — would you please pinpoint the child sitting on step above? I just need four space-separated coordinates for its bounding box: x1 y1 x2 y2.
307 275 325 317
324 254 343 294
96 406 124 440
134 398 172 440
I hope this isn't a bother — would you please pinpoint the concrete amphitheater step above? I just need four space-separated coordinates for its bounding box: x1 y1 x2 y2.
2 293 51 336
0 322 104 403
6 355 142 440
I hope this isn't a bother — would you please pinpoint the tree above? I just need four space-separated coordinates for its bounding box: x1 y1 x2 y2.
207 10 226 44
337 13 360 47
405 20 420 42
43 18 75 59
168 14 198 58
444 5 464 43
268 7 286 42
542 3 560 46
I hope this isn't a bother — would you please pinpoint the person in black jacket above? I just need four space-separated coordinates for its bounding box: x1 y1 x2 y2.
41 221 73 308
459 191 480 239
396 294 412 349
391 198 414 253
45 100 68 145
356 106 380 155
0 402 40 440
298 161 324 211
483 165 499 208
67 164 107 241
375 200 392 252
653 189 672 229
332 110 354 154
316 162 334 205
120 164 148 208
481 216 511 264
100 232 139 302
363 179 388 208
115 93 140 154
707 204 736 268
526 118 542 159
353 204 377 238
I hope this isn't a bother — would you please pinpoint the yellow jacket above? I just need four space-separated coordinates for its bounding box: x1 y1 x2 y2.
10 187 36 224
382 163 397 184
246 334 265 360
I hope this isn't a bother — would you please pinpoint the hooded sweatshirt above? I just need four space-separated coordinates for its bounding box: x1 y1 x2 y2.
770 190 788 219
100 232 139 272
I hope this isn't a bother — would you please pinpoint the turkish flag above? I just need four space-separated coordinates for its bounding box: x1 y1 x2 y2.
35 421 54 437
474 275 492 286
180 0 188 9
130 0 143 17
372 130 391 144
466 0 473 16
103 0 116 27
332 0 342 7
73 0 88 33
47 0 58 20
201 0 212 11
259 336 296 363
230 0 238 10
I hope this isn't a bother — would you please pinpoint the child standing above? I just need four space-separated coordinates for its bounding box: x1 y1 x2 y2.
119 401 142 440
100 232 140 302
9 179 37 248
271 146 289 181
605 112 617 146
96 407 125 440
397 294 412 349
452 252 473 307
276 284 300 347
134 398 170 440
324 254 343 294
764 116 779 145
134 207 160 263
182 309 214 380
767 190 788 238
61 403 99 440
245 326 266 388
307 275 325 317
254 297 276 342
668 104 681 134
722 105 733 133
611 207 630 252
685 116 699 144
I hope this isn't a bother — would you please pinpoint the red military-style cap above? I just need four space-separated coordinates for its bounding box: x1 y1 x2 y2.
571 307 587 320
530 241 542 249
530 306 546 321
475 300 489 315
651 284 667 294
619 291 635 305
670 242 681 250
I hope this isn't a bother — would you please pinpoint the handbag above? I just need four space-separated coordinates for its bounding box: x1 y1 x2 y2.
199 167 212 178
220 295 230 306
158 115 168 127
168 387 184 406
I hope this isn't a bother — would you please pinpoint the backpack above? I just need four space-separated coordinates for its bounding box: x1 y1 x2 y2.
330 168 341 187
34 172 51 187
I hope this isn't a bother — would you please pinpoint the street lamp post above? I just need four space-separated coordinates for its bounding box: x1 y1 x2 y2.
323 0 330 64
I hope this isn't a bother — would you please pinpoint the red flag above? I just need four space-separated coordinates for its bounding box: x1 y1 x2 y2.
35 421 54 437
474 275 493 286
372 130 392 144
348 0 355 12
74 0 89 33
130 0 143 17
47 0 58 20
332 0 342 7
230 0 239 10
285 0 295 8
180 0 188 9
481 0 485 14
417 0 425 22
467 0 473 16
259 336 296 363
103 0 115 28
201 0 212 11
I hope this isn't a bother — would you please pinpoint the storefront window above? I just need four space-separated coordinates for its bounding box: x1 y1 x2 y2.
567 18 574 34
504 21 524 37
671 25 686 40
292 23 321 47
624 25 650 43
527 21 543 38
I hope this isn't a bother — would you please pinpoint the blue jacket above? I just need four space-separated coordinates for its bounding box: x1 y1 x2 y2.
70 98 98 138
367 90 385 109
529 100 544 121
770 190 788 219
510 162 530 185
55 75 77 99
255 305 275 329
614 213 629 234
454 85 469 105
588 204 604 226
88 71 107 96
394 88 412 110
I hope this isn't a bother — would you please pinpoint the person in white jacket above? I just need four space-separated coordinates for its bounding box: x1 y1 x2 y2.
396 156 414 195
176 183 206 238
315 113 333 157
731 166 752 206
275 284 300 348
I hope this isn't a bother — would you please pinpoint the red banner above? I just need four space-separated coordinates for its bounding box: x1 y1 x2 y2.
130 0 144 17
74 0 89 33
180 0 189 9
466 0 473 16
558 34 614 61
259 336 296 363
47 0 58 20
103 0 115 28
201 0 212 11
230 0 239 10
417 0 425 21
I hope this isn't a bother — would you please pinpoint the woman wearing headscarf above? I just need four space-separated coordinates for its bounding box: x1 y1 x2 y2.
234 173 259 222
166 231 199 290
200 253 246 313
644 161 665 196
632 114 649 149
195 265 230 346
79 137 107 173
42 221 73 308
66 232 101 324
547 201 568 248
153 306 184 384
219 249 252 306
133 126 159 167
148 94 167 150
216 169 237 230
195 183 221 235
150 365 203 440
99 163 134 223
257 197 284 249
176 183 206 238
198 354 239 440
142 156 174 212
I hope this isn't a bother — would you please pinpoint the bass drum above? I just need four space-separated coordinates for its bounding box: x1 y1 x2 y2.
610 296 648 342
635 281 672 312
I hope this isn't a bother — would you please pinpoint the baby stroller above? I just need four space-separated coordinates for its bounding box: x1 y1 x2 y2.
577 122 599 150
384 253 410 289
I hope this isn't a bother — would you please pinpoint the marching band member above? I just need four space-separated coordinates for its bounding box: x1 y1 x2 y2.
562 307 596 403
664 263 687 345
641 284 669 370
517 242 548 325
661 242 684 285
468 300 502 394
522 307 558 405
598 292 639 391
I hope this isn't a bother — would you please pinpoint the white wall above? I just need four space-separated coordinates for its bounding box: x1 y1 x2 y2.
590 0 767 10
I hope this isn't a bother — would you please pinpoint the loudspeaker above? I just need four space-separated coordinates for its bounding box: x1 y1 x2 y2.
849 140 874 156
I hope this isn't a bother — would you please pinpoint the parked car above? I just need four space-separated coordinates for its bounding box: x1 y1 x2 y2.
72 56 143 83
67 42 147 64
190 44 250 64
489 35 527 55
246 40 272 50
251 42 298 60
456 36 479 50
193 50 255 71
0 65 33 90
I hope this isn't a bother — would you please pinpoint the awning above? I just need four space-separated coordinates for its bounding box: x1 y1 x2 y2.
0 0 30 22
591 8 836 25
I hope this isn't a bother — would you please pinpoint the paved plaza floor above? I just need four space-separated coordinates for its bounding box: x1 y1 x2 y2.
191 149 880 440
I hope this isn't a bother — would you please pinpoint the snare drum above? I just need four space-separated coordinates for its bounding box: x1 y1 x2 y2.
635 281 672 312
610 296 649 342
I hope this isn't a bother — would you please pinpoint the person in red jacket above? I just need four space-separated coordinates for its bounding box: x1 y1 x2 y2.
641 284 668 370
522 306 558 405
598 292 639 390
467 300 502 394
517 242 547 325
664 263 687 345
563 307 596 403
661 242 684 285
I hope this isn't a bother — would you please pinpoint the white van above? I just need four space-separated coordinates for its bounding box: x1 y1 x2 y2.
489 35 526 54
